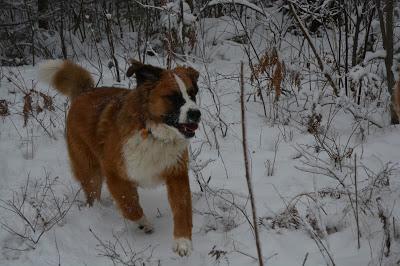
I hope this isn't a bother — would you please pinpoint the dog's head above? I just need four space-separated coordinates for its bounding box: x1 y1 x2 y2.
127 60 201 139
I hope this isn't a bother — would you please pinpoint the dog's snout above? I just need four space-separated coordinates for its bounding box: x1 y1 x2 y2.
187 109 201 123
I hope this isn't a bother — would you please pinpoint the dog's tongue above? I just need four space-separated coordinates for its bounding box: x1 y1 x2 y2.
181 123 198 132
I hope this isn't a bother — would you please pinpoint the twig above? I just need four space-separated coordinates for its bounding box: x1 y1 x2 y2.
354 153 361 249
376 198 391 257
54 230 61 266
302 252 309 266
89 227 152 265
240 61 264 266
233 248 257 261
305 222 336 266
0 174 80 247
289 2 339 96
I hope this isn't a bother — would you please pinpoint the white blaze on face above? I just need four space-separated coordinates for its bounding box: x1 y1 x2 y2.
173 74 199 123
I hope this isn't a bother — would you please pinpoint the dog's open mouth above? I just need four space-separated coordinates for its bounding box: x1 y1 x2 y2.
178 123 198 138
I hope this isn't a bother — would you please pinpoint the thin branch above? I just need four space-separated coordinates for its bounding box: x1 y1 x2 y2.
354 153 361 249
289 2 339 96
240 61 264 266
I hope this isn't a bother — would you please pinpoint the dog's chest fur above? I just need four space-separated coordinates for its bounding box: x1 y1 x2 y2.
123 124 188 188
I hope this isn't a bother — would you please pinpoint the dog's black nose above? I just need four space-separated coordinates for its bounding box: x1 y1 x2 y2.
187 109 201 123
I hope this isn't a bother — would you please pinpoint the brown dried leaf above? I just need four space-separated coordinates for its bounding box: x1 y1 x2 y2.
0 100 10 117
39 92 55 111
23 93 32 127
272 60 283 101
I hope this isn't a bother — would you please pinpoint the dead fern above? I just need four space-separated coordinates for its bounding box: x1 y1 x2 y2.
22 89 55 127
305 208 323 238
0 99 10 116
251 53 270 82
272 60 283 101
39 92 55 111
251 47 285 101
23 92 33 127
290 71 302 89
187 27 197 50
208 245 228 262
261 205 301 230
317 188 342 199
307 113 322 134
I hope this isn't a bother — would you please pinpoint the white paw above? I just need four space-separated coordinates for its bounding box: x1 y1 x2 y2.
136 216 154 234
172 238 192 257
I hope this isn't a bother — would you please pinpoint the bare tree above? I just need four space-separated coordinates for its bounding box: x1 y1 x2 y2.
375 0 397 124
38 0 49 29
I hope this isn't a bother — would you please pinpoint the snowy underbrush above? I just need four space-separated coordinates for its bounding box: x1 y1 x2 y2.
1 28 400 265
0 172 79 259
253 79 400 264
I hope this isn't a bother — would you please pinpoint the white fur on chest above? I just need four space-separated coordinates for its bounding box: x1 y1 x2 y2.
123 124 188 188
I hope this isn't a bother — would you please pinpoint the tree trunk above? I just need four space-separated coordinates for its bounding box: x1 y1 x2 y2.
384 0 394 94
38 0 49 29
375 0 398 124
186 0 194 13
385 0 398 124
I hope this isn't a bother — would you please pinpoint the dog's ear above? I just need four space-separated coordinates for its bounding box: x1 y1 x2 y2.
175 66 199 83
185 66 199 83
126 59 164 85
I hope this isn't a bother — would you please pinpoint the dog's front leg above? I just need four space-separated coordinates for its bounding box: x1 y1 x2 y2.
165 170 192 256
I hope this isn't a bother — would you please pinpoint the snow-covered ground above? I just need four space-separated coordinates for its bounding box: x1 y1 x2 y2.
1 54 399 265
1 5 400 263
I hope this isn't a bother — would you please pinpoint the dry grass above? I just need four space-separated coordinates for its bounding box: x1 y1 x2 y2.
0 99 9 116
0 172 79 251
251 48 285 101
260 205 301 230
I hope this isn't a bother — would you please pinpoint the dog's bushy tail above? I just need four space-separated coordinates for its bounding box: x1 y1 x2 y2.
39 60 94 98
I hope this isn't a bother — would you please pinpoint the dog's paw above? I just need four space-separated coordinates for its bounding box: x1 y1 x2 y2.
172 238 192 257
136 215 154 234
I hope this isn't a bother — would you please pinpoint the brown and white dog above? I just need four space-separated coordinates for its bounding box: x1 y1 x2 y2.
39 59 201 256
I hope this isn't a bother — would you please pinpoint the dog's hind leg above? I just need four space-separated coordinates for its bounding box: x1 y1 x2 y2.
67 136 103 206
105 172 153 233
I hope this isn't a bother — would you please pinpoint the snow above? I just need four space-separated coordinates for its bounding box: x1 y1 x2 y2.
199 16 245 45
363 49 386 64
204 0 264 15
1 55 399 265
161 0 196 29
1 3 400 266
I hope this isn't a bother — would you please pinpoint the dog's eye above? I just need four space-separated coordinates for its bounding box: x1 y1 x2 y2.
187 86 198 102
188 91 196 102
165 93 185 107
